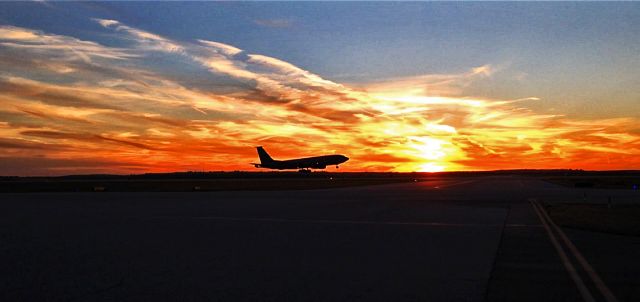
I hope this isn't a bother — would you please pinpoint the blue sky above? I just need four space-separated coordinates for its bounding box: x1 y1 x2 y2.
2 2 639 119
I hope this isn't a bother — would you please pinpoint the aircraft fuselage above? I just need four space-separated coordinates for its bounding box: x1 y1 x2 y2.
258 155 348 170
253 147 349 170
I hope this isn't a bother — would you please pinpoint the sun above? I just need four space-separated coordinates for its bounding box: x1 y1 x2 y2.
418 162 445 172
403 136 458 172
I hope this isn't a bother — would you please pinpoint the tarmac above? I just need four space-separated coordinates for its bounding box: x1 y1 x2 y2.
1 175 638 301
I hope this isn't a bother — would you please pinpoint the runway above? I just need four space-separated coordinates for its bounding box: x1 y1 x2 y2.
1 176 638 301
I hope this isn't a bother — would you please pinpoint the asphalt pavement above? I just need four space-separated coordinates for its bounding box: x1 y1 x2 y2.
1 176 638 301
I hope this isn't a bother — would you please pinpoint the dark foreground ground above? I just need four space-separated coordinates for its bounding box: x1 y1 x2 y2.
0 172 424 192
2 170 637 193
1 175 639 301
547 203 640 236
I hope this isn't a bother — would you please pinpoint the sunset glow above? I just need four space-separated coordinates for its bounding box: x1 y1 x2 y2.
1 2 639 175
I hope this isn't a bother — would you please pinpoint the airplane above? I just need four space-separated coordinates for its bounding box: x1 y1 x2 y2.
251 146 349 172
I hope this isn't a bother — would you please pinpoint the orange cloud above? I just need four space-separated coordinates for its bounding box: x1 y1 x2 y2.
1 21 639 175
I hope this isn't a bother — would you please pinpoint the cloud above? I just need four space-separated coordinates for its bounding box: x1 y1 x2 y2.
0 77 121 110
93 19 119 28
0 21 639 175
359 64 497 97
0 26 40 40
93 18 183 53
0 25 133 63
247 54 342 89
94 20 347 100
197 40 243 56
21 130 157 150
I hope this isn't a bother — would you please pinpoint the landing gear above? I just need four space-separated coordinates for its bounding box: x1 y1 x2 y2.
298 169 312 173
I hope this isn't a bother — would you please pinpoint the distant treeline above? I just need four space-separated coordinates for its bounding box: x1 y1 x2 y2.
2 169 639 181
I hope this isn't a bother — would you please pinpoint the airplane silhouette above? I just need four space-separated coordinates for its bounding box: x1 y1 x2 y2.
252 146 349 172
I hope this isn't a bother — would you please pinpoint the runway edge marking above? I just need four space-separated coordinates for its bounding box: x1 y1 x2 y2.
529 199 596 302
532 199 620 302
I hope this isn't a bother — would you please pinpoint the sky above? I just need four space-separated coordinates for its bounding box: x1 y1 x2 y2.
0 2 639 175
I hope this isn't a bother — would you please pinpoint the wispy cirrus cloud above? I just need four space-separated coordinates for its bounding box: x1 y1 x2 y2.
93 18 183 53
0 25 133 63
0 20 639 175
359 64 497 97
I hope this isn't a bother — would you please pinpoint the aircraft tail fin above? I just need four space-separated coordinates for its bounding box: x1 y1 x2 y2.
256 146 274 164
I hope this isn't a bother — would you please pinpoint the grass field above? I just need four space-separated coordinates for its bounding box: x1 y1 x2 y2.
546 203 640 236
543 175 640 190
